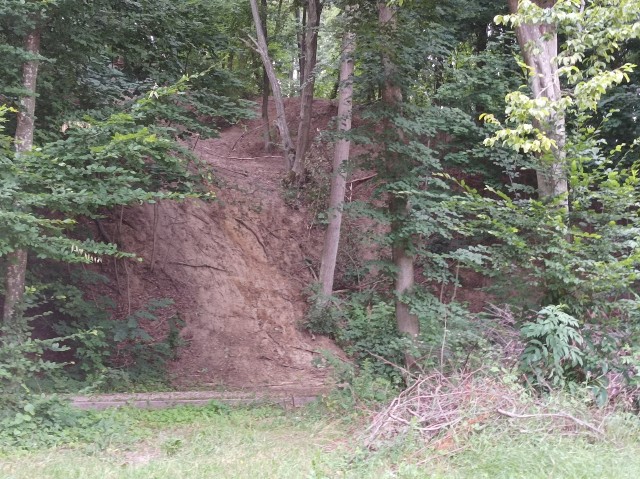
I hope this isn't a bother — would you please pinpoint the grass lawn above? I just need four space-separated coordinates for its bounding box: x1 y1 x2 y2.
1 402 639 479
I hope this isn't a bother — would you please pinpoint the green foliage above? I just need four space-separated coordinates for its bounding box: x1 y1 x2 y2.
451 0 640 397
47 283 182 390
455 134 640 308
0 316 69 396
304 293 342 336
128 400 230 428
316 353 400 413
0 393 85 450
488 0 640 160
306 293 408 378
409 290 488 369
0 300 187 448
0 73 236 389
520 305 585 388
307 0 640 404
0 81 215 261
0 0 256 265
0 315 84 448
1 263 182 393
451 147 640 390
307 287 486 380
337 300 408 367
0 0 256 132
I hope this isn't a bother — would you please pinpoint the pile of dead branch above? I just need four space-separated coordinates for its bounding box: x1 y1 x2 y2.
365 371 604 449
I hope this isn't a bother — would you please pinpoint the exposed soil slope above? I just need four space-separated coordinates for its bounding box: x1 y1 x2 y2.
101 98 342 393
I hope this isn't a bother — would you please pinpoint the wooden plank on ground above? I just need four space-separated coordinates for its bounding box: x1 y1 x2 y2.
69 391 319 411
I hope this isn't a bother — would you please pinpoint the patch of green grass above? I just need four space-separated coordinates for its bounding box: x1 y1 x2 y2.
426 423 640 479
0 404 344 479
1 403 640 479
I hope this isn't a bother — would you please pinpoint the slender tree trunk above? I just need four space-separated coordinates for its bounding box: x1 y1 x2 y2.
378 3 420 367
508 0 568 205
318 30 355 298
274 0 284 35
298 5 307 89
249 0 295 171
260 0 271 152
292 0 322 183
3 27 40 323
262 71 271 152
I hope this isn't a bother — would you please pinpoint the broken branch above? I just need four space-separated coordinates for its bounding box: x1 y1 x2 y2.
496 409 604 437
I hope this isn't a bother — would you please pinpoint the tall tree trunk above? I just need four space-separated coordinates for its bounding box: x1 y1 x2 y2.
260 0 271 152
3 27 40 323
249 0 295 171
318 30 355 298
298 4 307 88
274 0 285 36
292 0 322 183
508 0 568 205
262 70 271 152
378 3 420 367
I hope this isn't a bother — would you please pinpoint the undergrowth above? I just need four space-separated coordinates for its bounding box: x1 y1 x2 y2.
34 269 184 392
305 287 488 386
0 286 185 449
0 392 233 452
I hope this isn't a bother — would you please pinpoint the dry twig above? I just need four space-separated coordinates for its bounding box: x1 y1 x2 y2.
496 409 604 437
230 124 263 152
364 370 607 450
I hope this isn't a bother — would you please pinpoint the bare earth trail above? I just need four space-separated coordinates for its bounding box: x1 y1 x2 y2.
91 98 343 405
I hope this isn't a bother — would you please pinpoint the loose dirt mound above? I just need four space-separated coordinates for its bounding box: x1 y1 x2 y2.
101 98 342 393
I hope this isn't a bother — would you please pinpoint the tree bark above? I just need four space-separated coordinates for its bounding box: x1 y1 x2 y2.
378 3 420 367
3 27 40 323
262 70 271 151
508 0 568 205
298 4 307 88
318 30 355 299
274 0 285 36
249 0 295 171
260 0 271 153
292 0 322 184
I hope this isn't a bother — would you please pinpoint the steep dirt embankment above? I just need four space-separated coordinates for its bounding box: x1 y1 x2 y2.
103 98 342 394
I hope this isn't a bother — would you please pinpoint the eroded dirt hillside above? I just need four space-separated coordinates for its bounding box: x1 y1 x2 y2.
100 98 343 393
